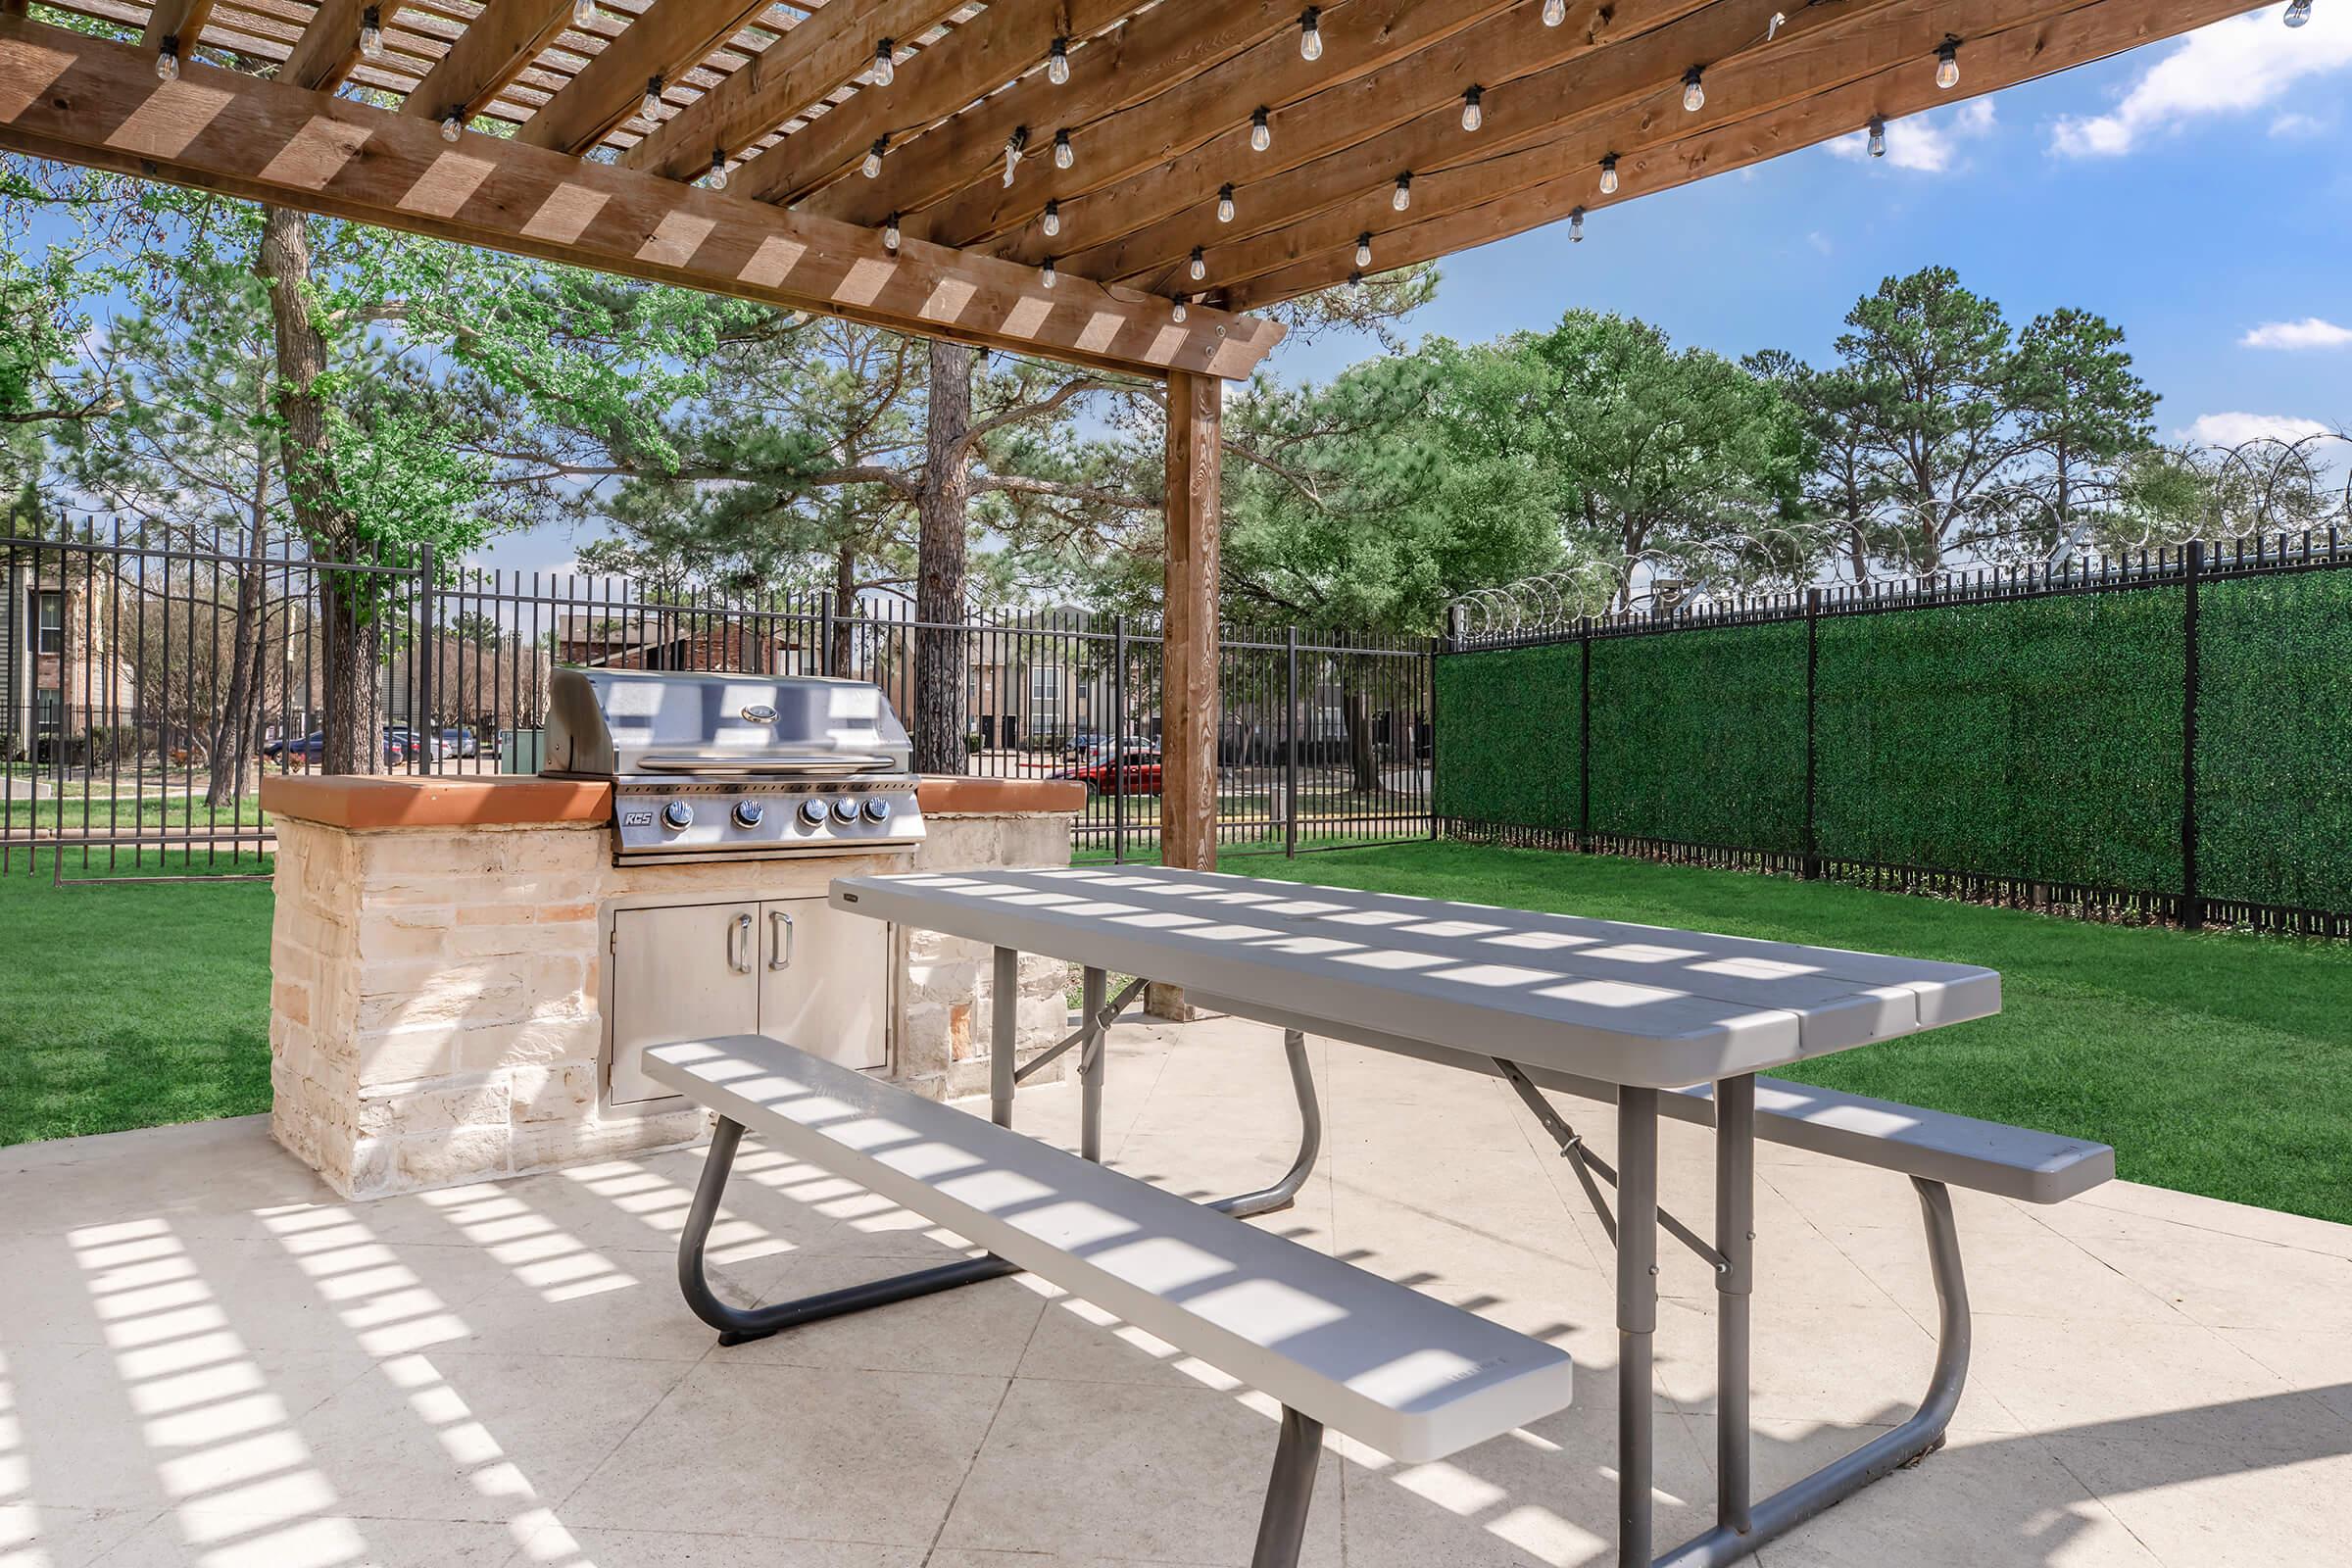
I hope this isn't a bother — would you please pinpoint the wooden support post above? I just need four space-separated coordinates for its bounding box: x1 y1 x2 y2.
1147 368 1222 1021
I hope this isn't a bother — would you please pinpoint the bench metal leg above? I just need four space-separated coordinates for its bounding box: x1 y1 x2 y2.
1652 1171 1973 1567
1250 1405 1324 1568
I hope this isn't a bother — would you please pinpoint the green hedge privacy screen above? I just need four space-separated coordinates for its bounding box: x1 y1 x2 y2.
1437 560 2352 932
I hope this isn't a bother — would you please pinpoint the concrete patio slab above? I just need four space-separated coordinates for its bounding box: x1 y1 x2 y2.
2 1012 2346 1568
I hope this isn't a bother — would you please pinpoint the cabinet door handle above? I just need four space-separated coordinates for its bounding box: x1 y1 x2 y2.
729 911 754 974
768 909 795 970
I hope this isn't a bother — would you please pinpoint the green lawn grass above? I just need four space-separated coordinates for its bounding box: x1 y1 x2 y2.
0 851 276 1146
1245 842 2352 1225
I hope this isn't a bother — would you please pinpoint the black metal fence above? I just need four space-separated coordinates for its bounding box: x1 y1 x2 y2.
1439 532 2352 938
1 522 1434 880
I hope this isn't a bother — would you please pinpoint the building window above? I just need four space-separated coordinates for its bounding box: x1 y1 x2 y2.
32 687 61 733
1029 662 1062 727
33 591 64 655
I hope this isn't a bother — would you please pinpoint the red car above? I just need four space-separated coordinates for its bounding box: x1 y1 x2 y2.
1052 749 1162 798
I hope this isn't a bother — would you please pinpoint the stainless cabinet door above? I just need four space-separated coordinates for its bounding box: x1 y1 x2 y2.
608 903 760 1104
758 898 888 1071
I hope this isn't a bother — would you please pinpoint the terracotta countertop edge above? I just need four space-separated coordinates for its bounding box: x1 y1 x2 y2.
260 772 1088 830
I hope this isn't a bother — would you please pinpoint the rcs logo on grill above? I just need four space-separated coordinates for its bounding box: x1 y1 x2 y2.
741 704 778 723
620 809 656 827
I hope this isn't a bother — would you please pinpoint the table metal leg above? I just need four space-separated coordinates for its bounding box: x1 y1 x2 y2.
1081 965 1107 1162
1211 1028 1322 1219
991 946 1018 1129
1250 1405 1325 1568
1617 1086 1660 1568
1715 1074 1756 1537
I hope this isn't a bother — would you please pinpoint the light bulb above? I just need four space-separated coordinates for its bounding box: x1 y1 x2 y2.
1003 129 1025 187
1598 153 1619 195
1054 129 1074 169
360 7 383 59
156 40 179 81
572 0 596 27
1936 39 1959 89
1190 247 1206 281
2284 0 2312 24
873 39 895 87
884 213 901 251
1570 206 1585 242
708 151 727 190
1299 8 1323 61
1543 0 1566 25
1171 295 1188 323
1461 86 1483 132
441 111 462 141
1354 232 1372 269
1392 172 1411 212
1217 184 1236 222
1042 200 1060 238
863 137 887 178
1682 67 1704 113
1250 107 1271 153
1047 37 1069 84
642 75 664 122
1867 116 1886 158
1042 258 1057 290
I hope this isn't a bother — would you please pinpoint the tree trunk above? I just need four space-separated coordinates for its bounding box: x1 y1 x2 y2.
204 513 267 807
1340 674 1381 794
258 203 379 775
912 338 972 775
830 540 857 677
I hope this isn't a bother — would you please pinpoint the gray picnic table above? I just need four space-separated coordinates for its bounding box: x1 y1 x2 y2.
826 863 2111 1567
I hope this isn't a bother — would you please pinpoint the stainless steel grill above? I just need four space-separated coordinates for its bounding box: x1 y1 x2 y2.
543 668 924 863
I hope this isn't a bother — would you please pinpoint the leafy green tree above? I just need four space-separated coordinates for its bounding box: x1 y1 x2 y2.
2009 307 2159 557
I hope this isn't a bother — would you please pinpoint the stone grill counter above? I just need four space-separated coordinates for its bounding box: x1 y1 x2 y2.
260 773 1084 1199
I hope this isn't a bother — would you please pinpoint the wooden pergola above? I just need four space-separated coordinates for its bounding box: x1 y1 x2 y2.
0 0 2261 867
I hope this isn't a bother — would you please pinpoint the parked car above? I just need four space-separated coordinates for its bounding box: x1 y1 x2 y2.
438 726 481 758
265 729 412 767
1051 748 1163 798
388 727 452 761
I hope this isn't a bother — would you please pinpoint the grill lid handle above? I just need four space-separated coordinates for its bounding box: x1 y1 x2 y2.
633 753 897 776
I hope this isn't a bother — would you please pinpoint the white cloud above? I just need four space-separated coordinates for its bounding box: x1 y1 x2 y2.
1825 98 1996 172
2269 109 2331 137
2049 5 2352 158
2240 318 2352 350
2180 412 2334 446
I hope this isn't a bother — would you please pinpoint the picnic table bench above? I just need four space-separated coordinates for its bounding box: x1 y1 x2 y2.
654 864 2113 1568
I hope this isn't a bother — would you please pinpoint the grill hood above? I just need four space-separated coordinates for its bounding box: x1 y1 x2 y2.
543 668 913 779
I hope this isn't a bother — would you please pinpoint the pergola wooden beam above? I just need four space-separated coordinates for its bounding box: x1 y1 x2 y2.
0 15 1282 377
721 0 1141 207
516 0 779 156
1225 0 2263 307
400 0 574 121
141 0 215 54
281 0 382 92
620 0 968 180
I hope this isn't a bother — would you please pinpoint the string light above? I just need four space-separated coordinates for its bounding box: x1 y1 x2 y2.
1250 107 1272 153
1042 258 1057 290
1392 172 1412 212
1598 152 1619 195
708 150 728 190
441 110 462 141
1570 206 1585 242
1217 183 1236 222
1682 67 1705 113
1461 85 1483 132
863 136 888 178
1171 294 1189 322
2284 0 2311 24
572 0 597 27
884 213 902 251
1543 0 1566 25
156 36 180 80
1054 129 1075 169
1936 37 1960 89
1003 126 1027 187
1348 269 1364 286
873 39 895 87
360 7 383 59
642 75 664 122
1298 8 1323 61
1042 199 1061 237
1047 36 1070 84
1766 10 1786 39
1867 115 1886 158
1190 247 1207 281
1354 232 1373 269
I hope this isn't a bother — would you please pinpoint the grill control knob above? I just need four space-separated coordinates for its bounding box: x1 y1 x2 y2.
832 797 861 824
861 797 892 823
799 799 828 827
661 800 694 831
732 800 765 828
